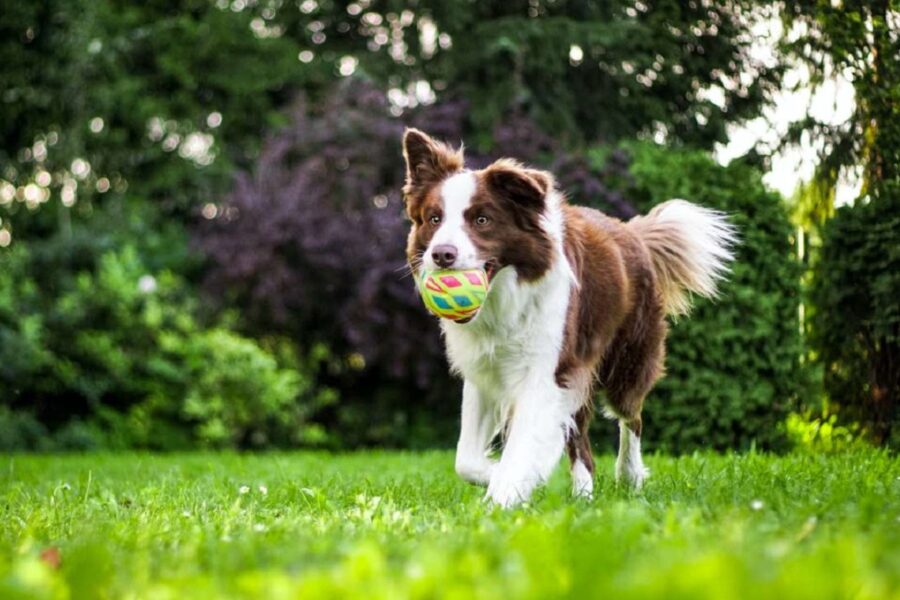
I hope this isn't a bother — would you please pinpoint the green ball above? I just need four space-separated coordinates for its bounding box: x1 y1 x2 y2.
417 268 489 322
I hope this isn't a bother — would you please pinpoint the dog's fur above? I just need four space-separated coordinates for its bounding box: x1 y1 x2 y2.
402 129 736 507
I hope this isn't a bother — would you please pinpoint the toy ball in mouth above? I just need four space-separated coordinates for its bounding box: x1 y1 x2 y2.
417 268 489 322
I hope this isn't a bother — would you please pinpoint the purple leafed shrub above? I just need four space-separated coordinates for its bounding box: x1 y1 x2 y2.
196 81 431 382
195 80 635 445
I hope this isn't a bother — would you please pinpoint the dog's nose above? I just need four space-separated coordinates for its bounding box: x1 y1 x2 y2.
431 244 458 268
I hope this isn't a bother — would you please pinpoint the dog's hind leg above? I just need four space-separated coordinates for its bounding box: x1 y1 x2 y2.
567 403 595 498
615 416 649 489
606 375 657 489
602 325 665 490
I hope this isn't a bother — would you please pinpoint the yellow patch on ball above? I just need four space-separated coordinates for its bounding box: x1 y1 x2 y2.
417 268 489 322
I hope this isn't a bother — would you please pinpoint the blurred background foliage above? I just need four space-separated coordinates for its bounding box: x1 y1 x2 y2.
0 0 896 451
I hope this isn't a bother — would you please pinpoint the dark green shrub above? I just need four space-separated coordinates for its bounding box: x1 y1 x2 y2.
50 419 111 451
589 142 808 452
0 242 333 450
0 407 49 452
809 183 900 446
149 330 334 448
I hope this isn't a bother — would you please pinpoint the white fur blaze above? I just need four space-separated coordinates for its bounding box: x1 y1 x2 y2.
615 421 649 489
628 199 737 316
424 171 479 271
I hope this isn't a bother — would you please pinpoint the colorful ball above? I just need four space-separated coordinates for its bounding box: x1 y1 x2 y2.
417 268 489 322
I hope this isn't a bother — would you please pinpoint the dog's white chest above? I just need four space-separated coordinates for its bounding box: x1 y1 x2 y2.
441 264 571 404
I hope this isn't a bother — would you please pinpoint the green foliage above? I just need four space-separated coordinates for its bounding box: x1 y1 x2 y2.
0 408 116 452
149 331 334 449
809 183 900 445
0 0 311 241
408 1 781 149
1 0 784 243
591 142 807 452
274 0 783 148
0 407 49 452
785 411 864 453
0 241 333 450
781 0 899 196
2 0 870 452
0 451 898 598
781 1 900 447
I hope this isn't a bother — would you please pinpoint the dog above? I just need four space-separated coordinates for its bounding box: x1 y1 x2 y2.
402 128 736 507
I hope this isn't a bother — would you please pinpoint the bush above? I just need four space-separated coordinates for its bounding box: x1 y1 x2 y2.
809 183 900 446
0 407 116 452
589 142 809 452
0 407 48 452
785 411 864 453
0 240 332 450
152 330 334 448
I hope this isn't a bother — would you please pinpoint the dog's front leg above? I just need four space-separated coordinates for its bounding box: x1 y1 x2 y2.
455 380 498 486
486 378 568 508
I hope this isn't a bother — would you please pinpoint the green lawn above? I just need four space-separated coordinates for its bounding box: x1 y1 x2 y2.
1 450 898 599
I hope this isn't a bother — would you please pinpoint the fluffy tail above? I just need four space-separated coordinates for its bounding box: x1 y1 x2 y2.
628 199 737 316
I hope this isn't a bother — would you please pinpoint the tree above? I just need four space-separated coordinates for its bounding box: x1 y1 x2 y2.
0 0 308 241
781 0 899 444
274 0 783 148
2 0 784 243
809 187 899 445
782 0 899 195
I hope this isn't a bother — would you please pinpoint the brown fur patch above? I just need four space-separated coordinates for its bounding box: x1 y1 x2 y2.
555 207 631 389
566 403 595 474
402 128 464 221
468 165 554 281
405 186 444 267
556 207 667 467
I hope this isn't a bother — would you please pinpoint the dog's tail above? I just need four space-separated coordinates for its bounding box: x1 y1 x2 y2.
627 199 737 316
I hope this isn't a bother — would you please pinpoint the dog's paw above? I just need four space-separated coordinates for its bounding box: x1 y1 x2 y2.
484 475 530 508
571 461 594 499
455 460 496 486
615 461 649 490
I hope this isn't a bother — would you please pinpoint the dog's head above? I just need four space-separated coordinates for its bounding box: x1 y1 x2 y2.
402 128 556 282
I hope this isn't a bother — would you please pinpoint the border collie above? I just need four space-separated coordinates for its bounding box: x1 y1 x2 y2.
402 129 736 507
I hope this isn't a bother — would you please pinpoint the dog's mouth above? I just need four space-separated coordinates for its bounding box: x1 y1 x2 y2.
484 259 499 282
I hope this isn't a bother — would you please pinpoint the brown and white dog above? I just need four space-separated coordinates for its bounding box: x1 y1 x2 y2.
402 129 736 507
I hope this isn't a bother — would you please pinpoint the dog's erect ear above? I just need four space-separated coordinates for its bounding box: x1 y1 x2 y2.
521 168 553 197
483 159 551 214
402 128 464 199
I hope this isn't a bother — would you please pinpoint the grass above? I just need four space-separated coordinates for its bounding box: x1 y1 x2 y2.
0 450 898 599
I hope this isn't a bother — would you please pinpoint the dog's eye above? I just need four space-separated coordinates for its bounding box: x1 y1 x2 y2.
429 215 441 226
475 215 490 226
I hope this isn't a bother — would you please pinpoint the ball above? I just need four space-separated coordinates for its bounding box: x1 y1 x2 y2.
417 268 489 322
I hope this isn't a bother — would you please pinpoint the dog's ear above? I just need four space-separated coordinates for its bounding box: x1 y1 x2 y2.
521 168 553 198
402 128 464 200
483 160 551 215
